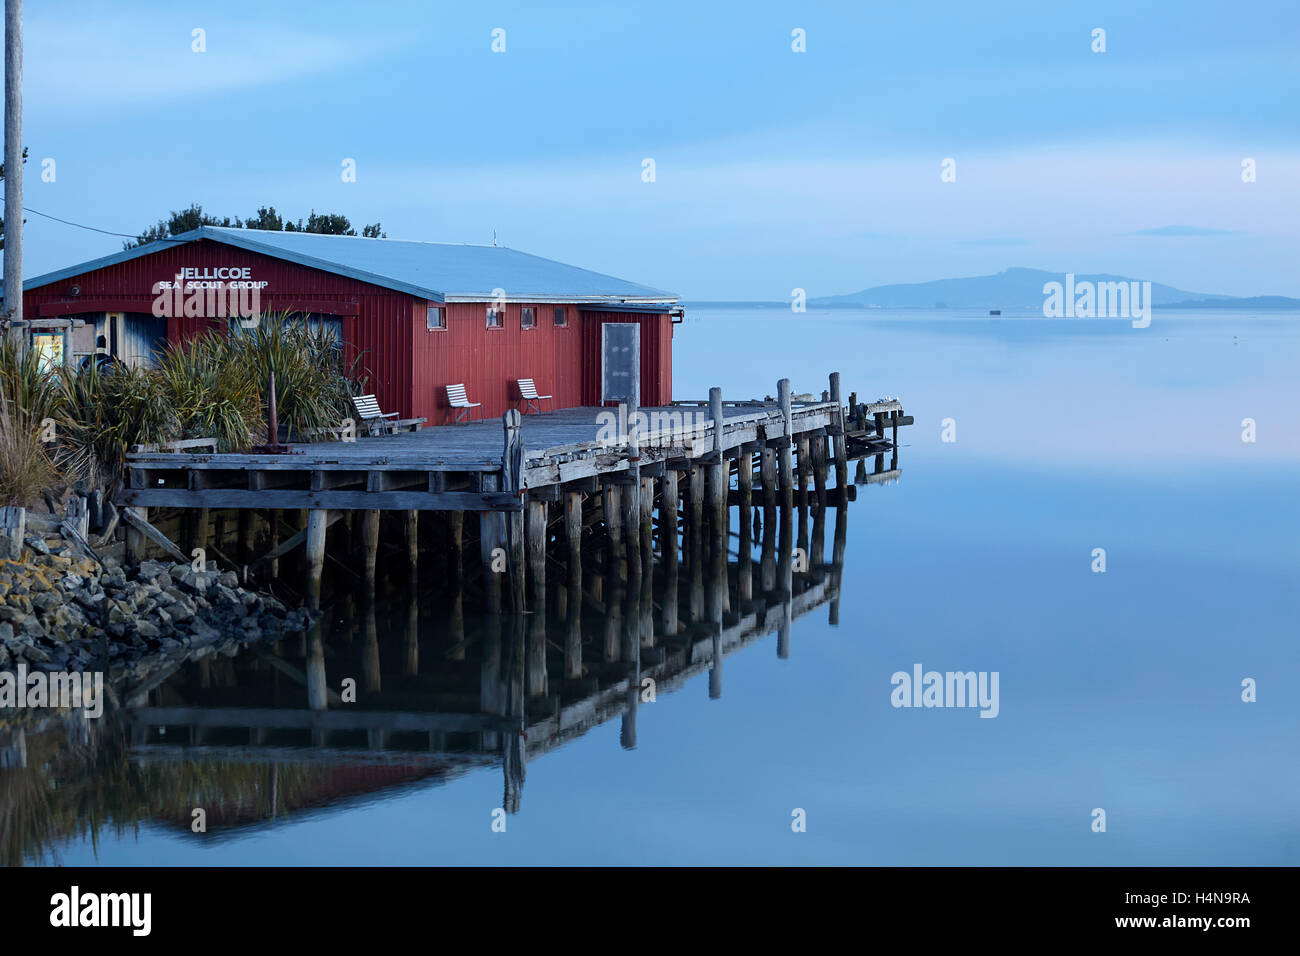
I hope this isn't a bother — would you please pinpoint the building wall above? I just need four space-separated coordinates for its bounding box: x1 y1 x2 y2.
23 239 674 421
579 310 673 407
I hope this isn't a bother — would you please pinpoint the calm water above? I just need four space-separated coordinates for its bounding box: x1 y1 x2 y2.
6 308 1299 865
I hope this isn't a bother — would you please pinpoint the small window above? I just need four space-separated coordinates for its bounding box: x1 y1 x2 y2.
486 307 504 329
553 306 568 328
426 306 445 331
521 307 536 329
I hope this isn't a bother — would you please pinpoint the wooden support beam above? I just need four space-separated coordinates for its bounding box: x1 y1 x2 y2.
121 507 187 563
708 387 727 533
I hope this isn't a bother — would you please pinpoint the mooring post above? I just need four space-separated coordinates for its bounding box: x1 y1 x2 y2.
828 372 849 492
305 508 329 611
708 386 727 532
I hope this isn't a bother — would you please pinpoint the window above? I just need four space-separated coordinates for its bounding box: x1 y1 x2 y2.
427 306 445 331
521 307 536 329
486 306 504 329
553 306 568 327
30 331 66 372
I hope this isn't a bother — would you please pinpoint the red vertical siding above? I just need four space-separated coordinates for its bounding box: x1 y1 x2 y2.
22 239 674 420
579 310 672 407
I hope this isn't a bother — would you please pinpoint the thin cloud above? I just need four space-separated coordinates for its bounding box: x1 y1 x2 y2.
1127 225 1243 237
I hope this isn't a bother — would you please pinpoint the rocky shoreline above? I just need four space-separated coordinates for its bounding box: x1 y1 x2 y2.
0 541 313 681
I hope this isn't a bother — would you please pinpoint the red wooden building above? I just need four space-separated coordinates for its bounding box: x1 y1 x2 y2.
15 226 680 421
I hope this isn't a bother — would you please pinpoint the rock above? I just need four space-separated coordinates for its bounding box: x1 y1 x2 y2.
219 571 239 589
24 535 51 555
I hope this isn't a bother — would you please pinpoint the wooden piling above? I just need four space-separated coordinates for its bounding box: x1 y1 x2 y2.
829 371 849 490
361 509 380 591
811 433 828 508
708 387 727 532
305 508 328 611
526 499 547 600
777 379 794 514
660 470 679 565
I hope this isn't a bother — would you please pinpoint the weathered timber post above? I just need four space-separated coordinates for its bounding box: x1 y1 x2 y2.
526 499 547 601
449 510 464 580
760 447 777 513
603 483 623 563
639 475 654 568
687 465 705 552
829 371 848 490
405 510 419 585
737 449 753 512
777 379 794 514
305 509 329 611
737 476 753 605
708 387 727 532
501 410 526 614
811 433 828 508
660 470 679 565
796 435 810 505
362 509 380 592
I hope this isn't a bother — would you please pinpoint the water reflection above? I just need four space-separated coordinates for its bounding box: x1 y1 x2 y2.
1 448 889 864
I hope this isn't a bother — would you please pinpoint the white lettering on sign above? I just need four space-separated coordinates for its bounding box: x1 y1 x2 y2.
156 266 269 292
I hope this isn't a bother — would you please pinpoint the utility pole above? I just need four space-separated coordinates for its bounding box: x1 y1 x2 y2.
3 0 21 342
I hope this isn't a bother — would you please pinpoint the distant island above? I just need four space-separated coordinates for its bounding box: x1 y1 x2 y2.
683 267 1300 310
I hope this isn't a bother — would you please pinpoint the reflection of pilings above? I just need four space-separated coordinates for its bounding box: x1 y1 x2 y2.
707 519 728 699
760 501 776 593
306 622 327 711
604 563 625 662
503 613 526 813
830 503 848 627
621 579 640 752
777 505 794 659
362 509 380 592
662 522 680 639
738 478 753 606
829 371 849 490
362 600 380 694
480 610 502 752
565 582 583 679
811 500 826 570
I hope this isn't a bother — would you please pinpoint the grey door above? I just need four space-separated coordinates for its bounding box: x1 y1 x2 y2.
601 322 640 406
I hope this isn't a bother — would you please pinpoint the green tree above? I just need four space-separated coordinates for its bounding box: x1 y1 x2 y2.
125 204 385 249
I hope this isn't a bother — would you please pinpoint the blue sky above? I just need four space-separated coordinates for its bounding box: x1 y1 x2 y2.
11 0 1300 298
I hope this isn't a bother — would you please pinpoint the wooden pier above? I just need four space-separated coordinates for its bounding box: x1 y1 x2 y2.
115 371 909 610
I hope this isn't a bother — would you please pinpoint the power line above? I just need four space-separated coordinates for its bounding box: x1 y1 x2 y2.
18 204 145 240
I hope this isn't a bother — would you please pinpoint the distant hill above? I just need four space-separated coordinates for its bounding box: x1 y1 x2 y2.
808 267 1300 310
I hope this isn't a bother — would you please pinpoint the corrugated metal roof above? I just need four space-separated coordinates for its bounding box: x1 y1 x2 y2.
17 226 678 304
